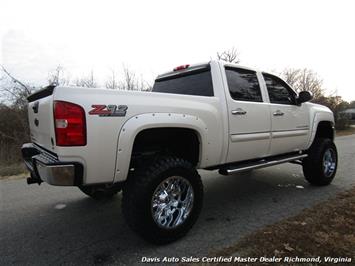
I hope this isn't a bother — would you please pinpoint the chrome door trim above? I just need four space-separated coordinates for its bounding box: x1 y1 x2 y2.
231 132 271 142
272 129 309 139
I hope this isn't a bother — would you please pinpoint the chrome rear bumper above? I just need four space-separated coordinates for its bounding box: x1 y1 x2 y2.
21 143 83 186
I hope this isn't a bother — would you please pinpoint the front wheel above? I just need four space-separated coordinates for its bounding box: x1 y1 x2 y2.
302 138 338 186
122 157 203 244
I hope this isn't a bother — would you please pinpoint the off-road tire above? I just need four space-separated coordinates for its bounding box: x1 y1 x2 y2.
302 138 338 186
79 185 120 200
122 156 203 244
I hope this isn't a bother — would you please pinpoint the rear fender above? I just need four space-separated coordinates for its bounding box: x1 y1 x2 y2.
113 113 211 182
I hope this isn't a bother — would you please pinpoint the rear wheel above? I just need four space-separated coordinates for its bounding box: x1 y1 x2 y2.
302 138 338 186
122 157 203 244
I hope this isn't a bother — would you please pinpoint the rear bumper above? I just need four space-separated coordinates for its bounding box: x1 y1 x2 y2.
21 143 83 186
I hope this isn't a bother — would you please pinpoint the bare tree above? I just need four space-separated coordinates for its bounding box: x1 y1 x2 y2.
298 69 324 99
106 67 152 91
47 65 70 86
0 66 32 163
0 65 33 108
282 68 301 87
74 70 97 88
138 77 153 92
105 69 118 90
217 47 240 64
119 67 136 90
1 66 31 95
281 68 324 100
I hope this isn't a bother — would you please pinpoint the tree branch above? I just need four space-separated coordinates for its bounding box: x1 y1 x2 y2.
0 65 31 95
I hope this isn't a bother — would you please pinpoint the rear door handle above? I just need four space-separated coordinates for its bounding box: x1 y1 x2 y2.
232 108 247 115
273 110 284 116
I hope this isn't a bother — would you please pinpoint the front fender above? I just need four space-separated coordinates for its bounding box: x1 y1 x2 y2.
306 111 335 149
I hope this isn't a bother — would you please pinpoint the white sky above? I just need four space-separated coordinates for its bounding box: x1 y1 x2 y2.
1 0 354 101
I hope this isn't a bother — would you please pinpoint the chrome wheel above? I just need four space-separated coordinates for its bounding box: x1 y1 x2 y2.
323 148 336 177
151 176 194 229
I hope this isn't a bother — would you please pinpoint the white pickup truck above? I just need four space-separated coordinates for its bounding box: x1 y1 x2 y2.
22 60 338 244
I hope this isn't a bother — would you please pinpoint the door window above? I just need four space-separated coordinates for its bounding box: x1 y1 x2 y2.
263 74 296 105
225 67 263 102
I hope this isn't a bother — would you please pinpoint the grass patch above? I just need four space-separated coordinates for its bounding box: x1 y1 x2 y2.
0 163 27 180
336 127 355 137
212 186 355 265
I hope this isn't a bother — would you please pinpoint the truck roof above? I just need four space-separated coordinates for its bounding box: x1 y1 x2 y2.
155 60 296 96
156 60 262 81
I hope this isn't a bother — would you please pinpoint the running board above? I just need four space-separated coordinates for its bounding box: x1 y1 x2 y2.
219 154 308 175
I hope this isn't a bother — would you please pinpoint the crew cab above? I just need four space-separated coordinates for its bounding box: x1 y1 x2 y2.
22 60 338 244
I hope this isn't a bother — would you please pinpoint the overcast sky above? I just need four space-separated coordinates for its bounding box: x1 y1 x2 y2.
1 0 354 101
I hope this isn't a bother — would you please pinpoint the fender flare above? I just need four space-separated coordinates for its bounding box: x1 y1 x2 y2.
113 113 213 182
306 112 335 149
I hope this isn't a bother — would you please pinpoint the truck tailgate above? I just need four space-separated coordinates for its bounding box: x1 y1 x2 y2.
27 86 56 150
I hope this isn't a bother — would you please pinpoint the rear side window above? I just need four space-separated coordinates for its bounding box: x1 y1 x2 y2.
152 67 214 97
225 67 262 102
263 74 296 105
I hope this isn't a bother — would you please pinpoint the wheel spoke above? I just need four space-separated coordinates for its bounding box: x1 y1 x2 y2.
151 176 194 229
323 148 336 177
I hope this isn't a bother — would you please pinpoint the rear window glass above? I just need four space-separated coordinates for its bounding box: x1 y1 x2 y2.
152 67 214 97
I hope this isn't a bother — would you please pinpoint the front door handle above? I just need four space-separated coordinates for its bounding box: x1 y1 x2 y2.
232 108 247 115
273 110 284 116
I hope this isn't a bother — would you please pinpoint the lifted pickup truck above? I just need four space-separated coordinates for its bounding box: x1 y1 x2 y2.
22 60 337 244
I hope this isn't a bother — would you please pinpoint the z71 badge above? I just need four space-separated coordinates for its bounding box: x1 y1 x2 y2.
89 105 128 117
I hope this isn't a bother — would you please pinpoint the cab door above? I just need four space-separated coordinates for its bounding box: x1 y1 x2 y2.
223 66 272 163
262 73 310 155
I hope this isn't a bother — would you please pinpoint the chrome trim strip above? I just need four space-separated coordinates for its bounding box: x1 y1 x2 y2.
273 128 309 132
226 154 308 174
230 128 309 142
231 132 270 142
272 129 308 139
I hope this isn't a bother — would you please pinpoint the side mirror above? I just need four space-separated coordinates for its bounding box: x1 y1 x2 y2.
297 91 313 104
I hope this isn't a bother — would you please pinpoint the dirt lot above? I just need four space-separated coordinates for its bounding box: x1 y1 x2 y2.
212 186 355 265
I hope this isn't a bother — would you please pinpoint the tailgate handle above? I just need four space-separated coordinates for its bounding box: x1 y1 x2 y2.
32 101 39 113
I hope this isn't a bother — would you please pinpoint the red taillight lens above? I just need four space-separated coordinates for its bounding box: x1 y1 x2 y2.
54 101 86 146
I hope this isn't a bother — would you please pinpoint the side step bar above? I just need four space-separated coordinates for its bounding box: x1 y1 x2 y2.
219 154 308 175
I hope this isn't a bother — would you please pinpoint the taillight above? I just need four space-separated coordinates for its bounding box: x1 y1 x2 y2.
54 101 86 146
